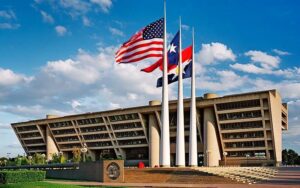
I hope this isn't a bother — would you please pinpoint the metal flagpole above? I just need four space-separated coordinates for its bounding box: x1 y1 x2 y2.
160 0 170 167
176 17 185 167
189 27 198 167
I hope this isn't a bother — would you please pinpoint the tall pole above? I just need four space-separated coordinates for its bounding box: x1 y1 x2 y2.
176 17 185 167
189 27 198 167
160 0 170 167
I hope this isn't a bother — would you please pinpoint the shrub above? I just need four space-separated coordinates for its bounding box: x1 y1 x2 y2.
51 153 66 164
0 170 46 184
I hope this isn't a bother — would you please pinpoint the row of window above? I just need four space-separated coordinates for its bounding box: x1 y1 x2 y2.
17 125 37 132
77 117 104 125
59 143 81 149
83 133 109 140
56 136 79 142
220 121 263 130
218 110 262 121
52 129 76 135
24 139 44 145
225 141 265 148
112 122 142 130
86 141 112 148
115 130 145 138
80 126 106 133
216 99 261 111
227 150 266 157
27 146 46 151
20 132 41 138
118 139 147 146
49 121 72 128
222 131 264 140
109 113 139 122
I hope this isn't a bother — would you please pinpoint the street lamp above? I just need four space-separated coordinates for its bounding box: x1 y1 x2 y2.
28 156 32 165
223 152 228 166
3 160 7 166
41 154 46 164
206 150 211 166
245 154 250 166
81 143 88 163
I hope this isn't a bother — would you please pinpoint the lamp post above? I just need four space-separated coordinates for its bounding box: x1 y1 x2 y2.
41 154 46 164
81 144 88 163
206 150 210 166
246 154 250 166
223 152 228 166
28 156 32 166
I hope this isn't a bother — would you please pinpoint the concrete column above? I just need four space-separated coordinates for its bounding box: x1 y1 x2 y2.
149 113 160 167
46 127 59 160
204 107 221 166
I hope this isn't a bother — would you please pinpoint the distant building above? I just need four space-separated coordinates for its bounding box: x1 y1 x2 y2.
11 89 288 167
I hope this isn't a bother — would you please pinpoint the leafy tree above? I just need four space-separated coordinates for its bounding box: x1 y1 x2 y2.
287 149 298 165
282 149 288 165
282 149 300 165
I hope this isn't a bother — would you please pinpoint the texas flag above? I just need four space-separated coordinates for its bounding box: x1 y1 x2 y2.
156 52 192 87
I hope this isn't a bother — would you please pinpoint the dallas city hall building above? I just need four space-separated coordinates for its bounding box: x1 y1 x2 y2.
12 89 288 167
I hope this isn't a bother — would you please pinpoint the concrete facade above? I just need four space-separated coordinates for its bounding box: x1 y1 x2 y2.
11 89 288 167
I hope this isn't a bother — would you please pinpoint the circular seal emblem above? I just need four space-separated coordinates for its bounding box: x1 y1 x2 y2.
106 162 120 180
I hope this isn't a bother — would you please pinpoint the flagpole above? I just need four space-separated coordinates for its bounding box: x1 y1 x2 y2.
176 17 185 167
160 0 170 167
189 27 197 167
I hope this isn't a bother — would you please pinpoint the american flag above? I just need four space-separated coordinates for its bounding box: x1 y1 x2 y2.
115 18 164 63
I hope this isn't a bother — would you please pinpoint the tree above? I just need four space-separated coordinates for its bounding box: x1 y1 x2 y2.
287 149 298 165
282 149 288 165
282 149 299 165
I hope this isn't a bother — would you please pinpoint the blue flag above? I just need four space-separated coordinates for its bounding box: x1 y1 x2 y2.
156 31 192 87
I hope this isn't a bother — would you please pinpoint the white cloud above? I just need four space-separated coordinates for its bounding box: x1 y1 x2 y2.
90 0 112 13
40 10 54 23
55 25 67 36
109 27 124 37
82 16 91 26
230 63 297 77
245 50 280 69
59 0 90 15
0 68 32 86
0 105 66 118
197 42 236 64
181 24 190 31
0 10 16 20
0 23 20 29
273 49 291 56
43 58 100 84
196 70 247 92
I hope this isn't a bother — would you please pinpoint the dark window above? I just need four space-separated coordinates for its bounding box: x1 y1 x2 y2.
218 110 262 121
216 99 260 111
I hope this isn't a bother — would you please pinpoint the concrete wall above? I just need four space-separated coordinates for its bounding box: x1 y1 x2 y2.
46 160 124 182
268 91 283 166
149 113 160 167
46 127 59 160
204 107 221 166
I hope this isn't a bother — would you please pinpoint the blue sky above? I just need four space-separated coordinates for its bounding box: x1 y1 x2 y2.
0 0 299 157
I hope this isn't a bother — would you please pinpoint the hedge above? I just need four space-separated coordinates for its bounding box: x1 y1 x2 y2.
0 170 45 184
